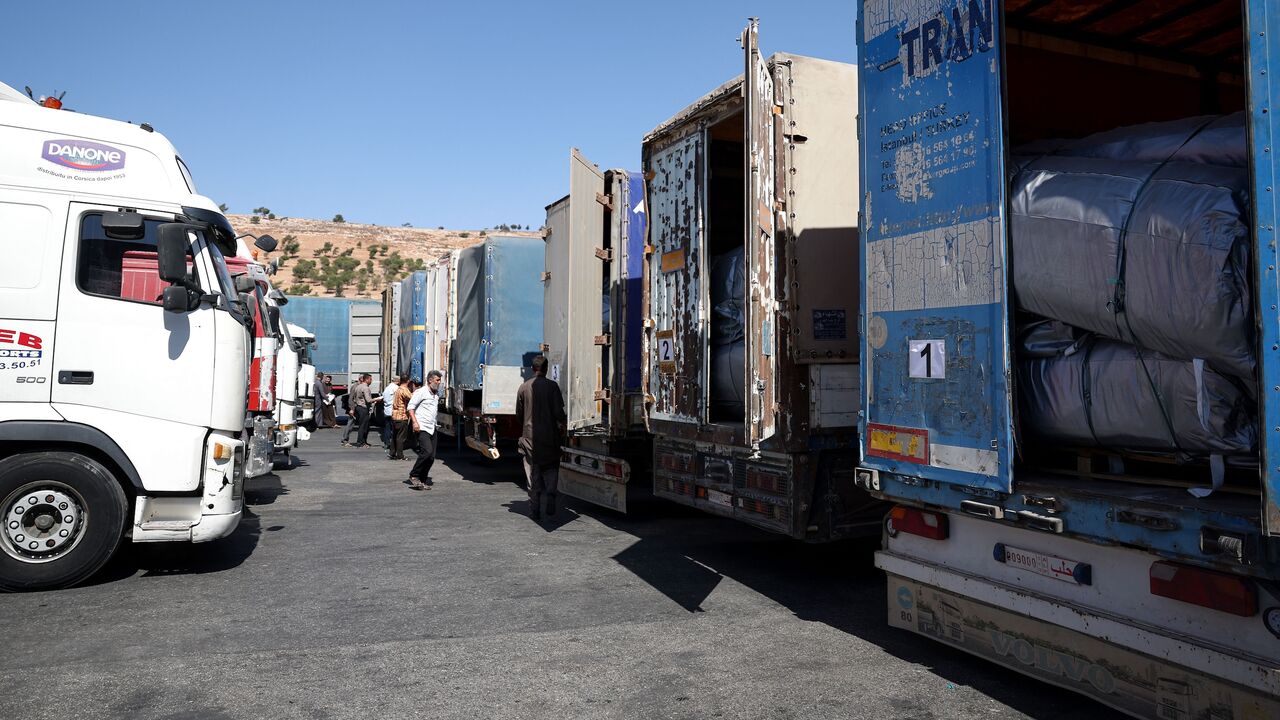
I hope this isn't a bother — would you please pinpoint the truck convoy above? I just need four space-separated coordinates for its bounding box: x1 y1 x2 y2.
854 0 1280 715
0 82 250 590
391 238 544 458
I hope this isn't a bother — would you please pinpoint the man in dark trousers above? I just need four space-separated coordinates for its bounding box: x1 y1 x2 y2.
515 355 566 520
407 370 444 490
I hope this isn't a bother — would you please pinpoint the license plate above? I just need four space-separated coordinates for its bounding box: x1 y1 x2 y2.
995 543 1092 586
706 489 732 508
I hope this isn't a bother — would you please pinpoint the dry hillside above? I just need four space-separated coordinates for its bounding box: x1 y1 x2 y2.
225 214 540 299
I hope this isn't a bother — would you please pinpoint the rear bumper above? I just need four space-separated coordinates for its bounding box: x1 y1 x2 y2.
879 551 1280 714
560 446 630 512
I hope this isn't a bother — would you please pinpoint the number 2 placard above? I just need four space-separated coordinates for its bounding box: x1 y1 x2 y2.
908 339 945 379
656 329 676 375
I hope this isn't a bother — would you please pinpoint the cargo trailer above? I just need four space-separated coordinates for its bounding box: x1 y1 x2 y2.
449 236 544 457
396 270 427 383
279 296 382 395
641 21 881 539
542 150 649 512
380 280 401 387
854 0 1280 714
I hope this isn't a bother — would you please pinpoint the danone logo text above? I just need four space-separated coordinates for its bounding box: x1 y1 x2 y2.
42 139 127 172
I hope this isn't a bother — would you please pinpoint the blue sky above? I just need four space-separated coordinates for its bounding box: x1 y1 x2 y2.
4 1 856 228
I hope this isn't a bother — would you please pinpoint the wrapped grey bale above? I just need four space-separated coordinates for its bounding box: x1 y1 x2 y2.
1010 155 1254 385
1017 113 1247 168
710 247 745 346
710 340 745 420
1016 321 1256 456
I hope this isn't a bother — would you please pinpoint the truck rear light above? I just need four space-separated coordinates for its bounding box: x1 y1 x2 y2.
695 487 708 499
603 461 623 478
1149 561 1257 617
886 506 949 540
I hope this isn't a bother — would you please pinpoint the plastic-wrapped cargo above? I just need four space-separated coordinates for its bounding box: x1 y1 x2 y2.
710 247 745 347
1010 154 1253 385
1016 321 1256 456
1017 112 1247 169
710 340 745 420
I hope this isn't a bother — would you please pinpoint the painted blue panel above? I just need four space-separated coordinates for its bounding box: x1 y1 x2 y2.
622 172 646 391
857 0 1012 492
1248 0 1280 535
280 296 351 375
485 235 545 371
397 272 427 382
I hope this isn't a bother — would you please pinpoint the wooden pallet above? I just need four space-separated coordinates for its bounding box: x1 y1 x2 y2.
1021 445 1261 497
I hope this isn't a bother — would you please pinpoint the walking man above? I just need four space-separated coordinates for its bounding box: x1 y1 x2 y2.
321 375 338 428
407 370 444 489
312 373 325 429
341 374 374 447
515 355 566 520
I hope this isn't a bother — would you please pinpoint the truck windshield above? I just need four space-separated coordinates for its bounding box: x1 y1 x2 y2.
206 243 236 300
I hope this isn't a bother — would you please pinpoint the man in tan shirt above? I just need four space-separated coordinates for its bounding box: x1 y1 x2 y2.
389 374 413 460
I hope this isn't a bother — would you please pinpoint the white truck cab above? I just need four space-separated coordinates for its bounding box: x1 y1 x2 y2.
0 82 249 590
287 322 317 436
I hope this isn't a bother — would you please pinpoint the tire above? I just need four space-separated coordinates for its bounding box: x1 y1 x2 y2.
0 452 129 592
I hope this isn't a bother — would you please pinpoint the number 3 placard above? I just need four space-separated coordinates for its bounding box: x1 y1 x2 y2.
908 339 945 379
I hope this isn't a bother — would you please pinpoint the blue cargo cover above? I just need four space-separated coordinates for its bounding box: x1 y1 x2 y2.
397 271 428 382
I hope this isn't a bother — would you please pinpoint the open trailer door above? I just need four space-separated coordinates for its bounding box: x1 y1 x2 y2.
857 0 1013 493
742 18 779 450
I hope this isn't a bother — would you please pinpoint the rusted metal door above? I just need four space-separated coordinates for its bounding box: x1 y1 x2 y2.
743 18 778 448
644 133 705 426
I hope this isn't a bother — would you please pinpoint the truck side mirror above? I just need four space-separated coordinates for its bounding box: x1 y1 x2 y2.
234 274 256 294
162 285 196 313
102 211 145 240
156 223 193 284
254 234 278 253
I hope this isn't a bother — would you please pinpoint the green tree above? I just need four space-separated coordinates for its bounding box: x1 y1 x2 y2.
277 235 300 267
402 222 412 228
292 258 316 280
287 283 312 296
459 232 470 239
253 206 271 216
332 214 345 223
250 215 260 225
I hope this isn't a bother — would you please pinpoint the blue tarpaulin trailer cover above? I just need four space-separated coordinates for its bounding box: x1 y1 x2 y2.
398 271 427 382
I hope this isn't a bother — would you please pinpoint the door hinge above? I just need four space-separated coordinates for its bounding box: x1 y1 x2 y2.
539 342 550 352
594 334 611 346
595 192 613 211
541 226 551 238
540 271 551 282
643 318 655 328
644 393 656 404
594 389 611 401
594 247 613 261
643 170 655 181
644 244 656 256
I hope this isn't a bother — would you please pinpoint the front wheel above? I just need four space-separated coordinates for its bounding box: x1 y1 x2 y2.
0 453 128 592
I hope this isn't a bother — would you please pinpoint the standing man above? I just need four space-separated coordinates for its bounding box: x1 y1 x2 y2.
341 374 374 447
390 375 414 460
407 370 444 489
321 375 338 428
515 355 566 520
379 375 400 451
312 373 326 430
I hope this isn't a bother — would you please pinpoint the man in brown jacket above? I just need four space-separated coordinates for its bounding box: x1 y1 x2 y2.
515 355 566 520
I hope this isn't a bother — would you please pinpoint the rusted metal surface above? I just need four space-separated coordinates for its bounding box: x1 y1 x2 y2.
643 132 706 427
744 18 779 449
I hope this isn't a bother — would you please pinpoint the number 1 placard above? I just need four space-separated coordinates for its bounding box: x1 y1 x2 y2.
908 339 945 379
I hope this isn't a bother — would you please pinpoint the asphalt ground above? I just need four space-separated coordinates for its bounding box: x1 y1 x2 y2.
0 429 1126 719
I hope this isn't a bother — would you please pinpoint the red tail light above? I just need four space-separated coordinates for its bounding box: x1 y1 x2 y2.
886 506 949 540
1149 561 1257 617
603 462 624 478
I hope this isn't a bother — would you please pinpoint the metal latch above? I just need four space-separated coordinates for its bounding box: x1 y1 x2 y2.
595 192 613 210
1022 495 1063 513
1016 510 1064 534
594 247 612 261
594 334 611 346
594 389 611 401
1115 510 1179 531
960 500 1004 520
1200 528 1249 564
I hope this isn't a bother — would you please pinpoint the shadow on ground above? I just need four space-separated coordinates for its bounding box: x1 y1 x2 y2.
82 474 280 587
